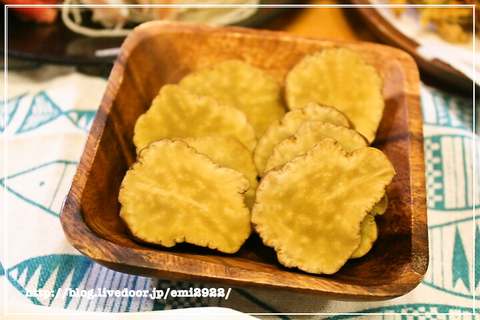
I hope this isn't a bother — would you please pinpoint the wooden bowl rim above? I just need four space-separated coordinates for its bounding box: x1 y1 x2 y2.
61 21 428 300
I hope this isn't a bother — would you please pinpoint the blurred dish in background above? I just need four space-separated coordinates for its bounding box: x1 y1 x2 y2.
389 0 478 43
352 0 478 93
2 0 260 32
1 0 293 64
1 0 59 23
61 0 260 37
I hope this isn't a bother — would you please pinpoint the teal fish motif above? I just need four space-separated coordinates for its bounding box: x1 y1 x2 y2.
8 255 158 311
0 160 78 217
75 265 155 312
15 91 96 133
1 94 24 132
453 226 470 291
16 92 62 133
423 215 479 299
64 110 96 132
0 262 4 276
7 255 155 311
7 255 92 307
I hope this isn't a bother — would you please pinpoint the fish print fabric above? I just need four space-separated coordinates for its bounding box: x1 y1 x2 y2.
1 63 478 317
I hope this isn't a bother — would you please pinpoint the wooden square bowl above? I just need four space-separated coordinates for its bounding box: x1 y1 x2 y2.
60 21 428 301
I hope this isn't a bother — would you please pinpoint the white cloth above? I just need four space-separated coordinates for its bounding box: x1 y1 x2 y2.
1 62 478 318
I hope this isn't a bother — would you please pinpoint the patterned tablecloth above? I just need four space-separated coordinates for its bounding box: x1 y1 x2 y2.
1 61 478 318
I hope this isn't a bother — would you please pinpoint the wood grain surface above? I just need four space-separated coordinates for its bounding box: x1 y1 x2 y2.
60 21 428 300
